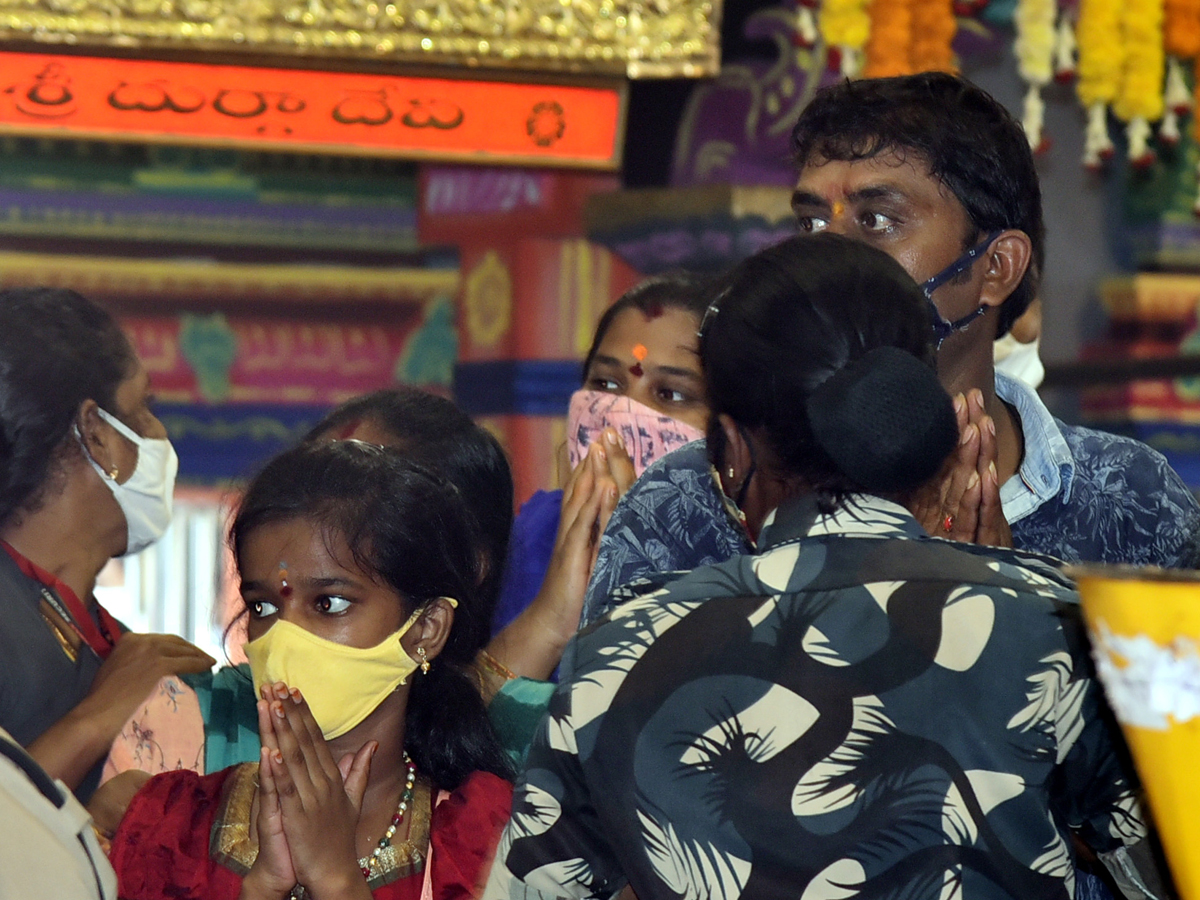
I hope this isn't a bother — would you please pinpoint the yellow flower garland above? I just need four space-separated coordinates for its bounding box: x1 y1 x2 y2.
1114 0 1165 122
1076 0 1123 164
910 0 958 72
820 0 873 75
1113 0 1165 161
1014 0 1056 149
1076 0 1123 109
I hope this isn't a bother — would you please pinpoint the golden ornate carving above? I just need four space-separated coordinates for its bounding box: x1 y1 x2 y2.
0 0 720 78
465 250 512 347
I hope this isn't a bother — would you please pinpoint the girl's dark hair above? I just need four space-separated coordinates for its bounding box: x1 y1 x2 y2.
790 72 1044 338
0 287 135 526
230 441 514 788
304 388 513 611
702 233 958 512
582 272 712 379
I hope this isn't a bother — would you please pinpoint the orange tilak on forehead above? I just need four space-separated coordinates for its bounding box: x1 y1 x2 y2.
832 200 845 217
630 343 648 377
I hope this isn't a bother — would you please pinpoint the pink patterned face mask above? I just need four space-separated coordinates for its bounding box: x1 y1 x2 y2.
567 389 706 478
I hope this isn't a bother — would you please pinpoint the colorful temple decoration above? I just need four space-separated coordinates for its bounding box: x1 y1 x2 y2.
420 166 641 503
0 139 420 251
129 311 453 482
0 230 458 482
1079 273 1200 485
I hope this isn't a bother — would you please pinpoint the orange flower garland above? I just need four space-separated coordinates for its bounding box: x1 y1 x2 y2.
910 0 958 72
865 0 915 77
862 0 956 77
1165 0 1200 58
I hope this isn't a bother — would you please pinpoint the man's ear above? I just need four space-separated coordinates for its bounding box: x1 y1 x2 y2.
410 597 456 664
979 229 1033 310
76 399 118 478
716 413 754 497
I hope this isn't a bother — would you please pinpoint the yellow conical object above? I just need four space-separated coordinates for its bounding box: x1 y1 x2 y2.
1071 565 1200 900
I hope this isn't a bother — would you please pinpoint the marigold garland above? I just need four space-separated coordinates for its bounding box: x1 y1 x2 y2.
1014 0 1056 150
819 0 872 75
910 0 958 72
864 0 914 77
811 0 1192 169
1113 0 1165 164
1165 0 1200 57
1075 0 1123 165
862 0 956 77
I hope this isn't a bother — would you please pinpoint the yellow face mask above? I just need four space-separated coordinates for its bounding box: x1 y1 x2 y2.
244 600 455 740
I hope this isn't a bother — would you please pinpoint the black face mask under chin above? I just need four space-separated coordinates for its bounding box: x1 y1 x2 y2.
920 230 1003 349
734 435 758 511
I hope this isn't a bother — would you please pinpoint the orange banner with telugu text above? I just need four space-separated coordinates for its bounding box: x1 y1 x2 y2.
0 52 624 168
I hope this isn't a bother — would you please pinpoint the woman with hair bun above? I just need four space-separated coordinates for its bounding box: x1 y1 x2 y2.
486 234 1150 900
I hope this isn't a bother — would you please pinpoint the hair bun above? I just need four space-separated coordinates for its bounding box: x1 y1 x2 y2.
805 346 958 494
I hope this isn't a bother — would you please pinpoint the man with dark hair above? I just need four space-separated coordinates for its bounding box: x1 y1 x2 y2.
582 72 1200 632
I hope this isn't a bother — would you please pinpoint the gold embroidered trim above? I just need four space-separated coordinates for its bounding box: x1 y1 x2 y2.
472 649 517 706
210 763 260 875
209 762 431 890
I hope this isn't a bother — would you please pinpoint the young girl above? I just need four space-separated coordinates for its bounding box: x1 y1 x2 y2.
108 441 514 900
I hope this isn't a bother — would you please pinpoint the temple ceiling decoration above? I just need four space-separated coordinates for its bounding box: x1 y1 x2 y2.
0 0 721 78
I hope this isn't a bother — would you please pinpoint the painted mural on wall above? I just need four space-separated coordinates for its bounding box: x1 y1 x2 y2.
124 303 456 481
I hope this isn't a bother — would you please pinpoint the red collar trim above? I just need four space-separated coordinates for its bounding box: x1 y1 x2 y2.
1 541 121 658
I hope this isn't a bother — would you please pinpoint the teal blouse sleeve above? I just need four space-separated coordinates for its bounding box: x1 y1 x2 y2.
487 676 556 769
183 664 261 773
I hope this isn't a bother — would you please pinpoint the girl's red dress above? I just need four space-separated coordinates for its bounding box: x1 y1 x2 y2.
109 764 512 899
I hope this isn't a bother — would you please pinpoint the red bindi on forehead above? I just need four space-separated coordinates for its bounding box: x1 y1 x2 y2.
643 302 664 319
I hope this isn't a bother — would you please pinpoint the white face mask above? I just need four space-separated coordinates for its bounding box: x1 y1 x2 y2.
994 334 1044 389
86 408 179 556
